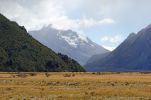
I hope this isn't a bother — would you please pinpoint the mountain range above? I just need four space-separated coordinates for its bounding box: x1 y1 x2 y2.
1 12 151 72
29 26 108 65
0 13 85 72
86 24 151 71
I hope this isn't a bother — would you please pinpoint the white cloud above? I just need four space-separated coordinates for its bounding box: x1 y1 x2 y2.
102 45 116 51
100 35 126 51
0 0 115 31
52 17 114 30
101 35 124 43
0 0 67 30
99 18 115 24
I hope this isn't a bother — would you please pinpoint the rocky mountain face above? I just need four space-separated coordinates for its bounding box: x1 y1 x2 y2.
86 25 151 71
30 26 108 65
0 14 85 72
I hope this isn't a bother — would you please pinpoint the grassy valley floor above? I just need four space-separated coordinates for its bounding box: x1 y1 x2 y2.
0 72 150 100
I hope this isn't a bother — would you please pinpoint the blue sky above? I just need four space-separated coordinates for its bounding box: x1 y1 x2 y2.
0 0 151 50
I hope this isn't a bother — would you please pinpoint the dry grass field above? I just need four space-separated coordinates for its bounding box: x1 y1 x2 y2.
0 72 150 100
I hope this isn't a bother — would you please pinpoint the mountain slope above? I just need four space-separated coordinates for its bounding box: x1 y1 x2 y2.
85 52 110 71
86 25 151 71
30 25 109 65
0 14 85 72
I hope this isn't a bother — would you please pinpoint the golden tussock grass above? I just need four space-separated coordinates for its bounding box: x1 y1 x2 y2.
0 72 150 100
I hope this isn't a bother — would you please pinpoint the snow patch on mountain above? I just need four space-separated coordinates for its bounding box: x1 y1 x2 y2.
57 30 89 48
60 35 78 48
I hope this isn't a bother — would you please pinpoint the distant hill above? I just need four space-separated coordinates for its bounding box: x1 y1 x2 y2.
0 13 85 72
29 26 109 65
85 52 110 71
86 25 151 71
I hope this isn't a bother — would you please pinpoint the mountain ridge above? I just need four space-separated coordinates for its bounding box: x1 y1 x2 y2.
86 24 151 71
29 25 109 65
0 13 85 72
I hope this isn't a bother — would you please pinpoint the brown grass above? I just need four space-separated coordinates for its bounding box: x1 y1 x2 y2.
0 72 150 100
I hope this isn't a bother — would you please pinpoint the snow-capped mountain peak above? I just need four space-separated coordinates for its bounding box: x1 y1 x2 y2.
29 25 108 65
57 30 89 48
